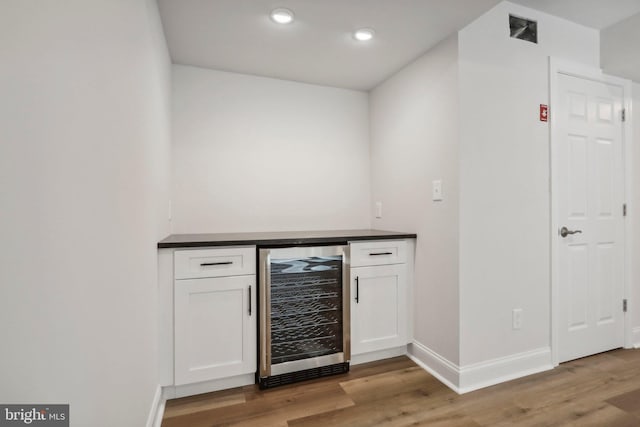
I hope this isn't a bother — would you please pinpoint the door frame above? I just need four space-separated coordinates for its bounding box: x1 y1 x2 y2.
549 57 634 366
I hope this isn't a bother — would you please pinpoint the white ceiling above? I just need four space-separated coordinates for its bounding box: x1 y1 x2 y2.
511 0 640 29
157 0 501 91
157 0 640 91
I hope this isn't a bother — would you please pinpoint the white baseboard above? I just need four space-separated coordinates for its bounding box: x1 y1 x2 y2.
408 340 553 394
146 385 165 427
351 346 407 366
163 373 255 400
458 347 553 393
632 326 640 348
408 341 461 393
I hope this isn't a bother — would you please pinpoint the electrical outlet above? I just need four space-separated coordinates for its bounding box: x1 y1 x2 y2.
375 201 382 218
512 308 523 330
432 180 443 201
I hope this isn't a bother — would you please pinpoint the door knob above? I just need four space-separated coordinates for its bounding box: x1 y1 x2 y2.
560 226 582 238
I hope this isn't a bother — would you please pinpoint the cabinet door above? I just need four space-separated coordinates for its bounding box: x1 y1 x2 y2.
174 275 256 385
351 265 407 355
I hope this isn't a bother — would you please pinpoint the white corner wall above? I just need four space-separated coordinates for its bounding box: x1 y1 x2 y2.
458 0 599 379
171 65 371 233
633 83 640 346
370 35 460 368
0 1 171 426
600 13 640 85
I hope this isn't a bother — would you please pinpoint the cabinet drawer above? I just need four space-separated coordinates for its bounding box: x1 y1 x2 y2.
350 240 406 267
175 247 256 279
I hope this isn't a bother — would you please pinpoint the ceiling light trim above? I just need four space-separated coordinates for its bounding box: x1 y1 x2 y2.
353 28 375 41
270 8 294 24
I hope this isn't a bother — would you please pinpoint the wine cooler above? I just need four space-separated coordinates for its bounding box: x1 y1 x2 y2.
258 245 350 389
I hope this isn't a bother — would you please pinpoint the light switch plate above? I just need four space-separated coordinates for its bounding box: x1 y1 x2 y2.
432 180 443 201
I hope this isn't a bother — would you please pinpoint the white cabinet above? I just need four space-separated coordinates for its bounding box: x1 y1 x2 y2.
174 247 255 279
173 247 256 386
350 240 407 267
350 241 408 356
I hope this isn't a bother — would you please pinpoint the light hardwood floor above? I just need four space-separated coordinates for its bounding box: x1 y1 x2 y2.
162 349 640 426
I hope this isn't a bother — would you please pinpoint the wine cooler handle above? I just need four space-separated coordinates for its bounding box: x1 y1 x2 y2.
355 276 359 304
248 285 252 316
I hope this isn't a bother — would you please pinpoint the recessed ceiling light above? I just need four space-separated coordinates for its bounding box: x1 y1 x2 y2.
353 28 375 41
270 8 294 24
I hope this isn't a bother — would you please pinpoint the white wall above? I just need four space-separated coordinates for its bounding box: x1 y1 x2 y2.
633 83 640 346
458 1 600 367
601 32 640 346
0 1 171 426
171 65 371 233
370 35 460 365
600 13 640 85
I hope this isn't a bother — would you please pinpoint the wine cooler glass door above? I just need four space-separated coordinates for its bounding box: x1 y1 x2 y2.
259 245 350 380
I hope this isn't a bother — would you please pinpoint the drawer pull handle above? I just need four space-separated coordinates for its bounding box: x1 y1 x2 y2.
369 252 393 256
200 261 233 267
248 285 252 316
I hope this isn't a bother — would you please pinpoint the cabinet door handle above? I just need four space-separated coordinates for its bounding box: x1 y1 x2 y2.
369 252 393 256
355 276 359 304
200 261 233 267
248 285 252 316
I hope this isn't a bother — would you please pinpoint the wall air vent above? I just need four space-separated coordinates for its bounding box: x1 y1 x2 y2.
509 14 537 44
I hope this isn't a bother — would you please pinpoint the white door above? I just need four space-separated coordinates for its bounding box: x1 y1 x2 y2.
555 73 625 363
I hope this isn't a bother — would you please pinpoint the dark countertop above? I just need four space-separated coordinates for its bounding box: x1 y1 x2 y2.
158 229 416 249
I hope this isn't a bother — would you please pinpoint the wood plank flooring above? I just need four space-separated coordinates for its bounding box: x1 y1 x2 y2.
162 349 640 426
